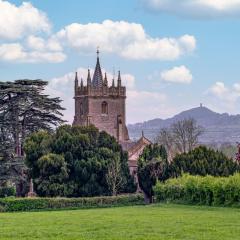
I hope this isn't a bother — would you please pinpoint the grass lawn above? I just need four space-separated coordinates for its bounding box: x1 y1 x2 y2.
0 204 240 240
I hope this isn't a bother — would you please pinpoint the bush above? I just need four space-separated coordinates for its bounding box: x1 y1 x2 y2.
170 146 239 177
137 144 169 203
154 174 240 207
0 194 144 212
0 186 16 198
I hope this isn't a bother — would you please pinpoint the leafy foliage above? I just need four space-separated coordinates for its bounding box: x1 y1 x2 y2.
170 146 239 177
0 186 16 198
137 144 169 202
154 173 240 207
36 154 69 197
24 125 136 197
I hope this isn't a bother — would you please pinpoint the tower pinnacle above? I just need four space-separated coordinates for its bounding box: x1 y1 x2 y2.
97 46 100 57
75 72 78 90
92 48 103 88
104 72 108 86
87 68 91 86
118 70 121 87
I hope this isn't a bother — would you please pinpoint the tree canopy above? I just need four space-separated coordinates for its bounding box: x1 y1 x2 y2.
137 144 169 203
0 79 65 190
24 125 136 197
170 146 239 177
0 80 65 156
137 144 239 203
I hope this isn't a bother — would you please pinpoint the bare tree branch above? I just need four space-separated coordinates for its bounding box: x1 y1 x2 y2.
106 154 124 196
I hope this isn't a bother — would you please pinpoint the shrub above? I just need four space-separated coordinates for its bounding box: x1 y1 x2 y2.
0 194 144 212
170 146 239 177
154 174 240 207
0 186 16 198
137 144 169 203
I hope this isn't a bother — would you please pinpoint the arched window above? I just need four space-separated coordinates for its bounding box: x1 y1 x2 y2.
102 101 108 114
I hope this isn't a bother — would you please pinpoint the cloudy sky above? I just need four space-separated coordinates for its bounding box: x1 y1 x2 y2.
1 0 240 123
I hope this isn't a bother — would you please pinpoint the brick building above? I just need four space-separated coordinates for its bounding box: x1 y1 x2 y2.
73 51 151 175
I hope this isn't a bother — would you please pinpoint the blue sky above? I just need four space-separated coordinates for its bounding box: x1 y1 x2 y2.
1 0 240 123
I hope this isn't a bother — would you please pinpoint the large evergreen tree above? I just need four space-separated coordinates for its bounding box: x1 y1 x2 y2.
0 80 65 156
24 125 136 197
0 79 65 189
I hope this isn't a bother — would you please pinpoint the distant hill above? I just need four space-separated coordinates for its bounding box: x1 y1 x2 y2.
128 106 240 144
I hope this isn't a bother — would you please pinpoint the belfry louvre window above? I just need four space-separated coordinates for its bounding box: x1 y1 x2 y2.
102 101 108 114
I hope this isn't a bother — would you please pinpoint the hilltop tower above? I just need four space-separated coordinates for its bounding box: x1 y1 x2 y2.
73 50 129 142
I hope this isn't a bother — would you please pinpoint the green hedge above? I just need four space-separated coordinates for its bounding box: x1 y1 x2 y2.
0 194 144 212
154 174 240 207
0 187 16 198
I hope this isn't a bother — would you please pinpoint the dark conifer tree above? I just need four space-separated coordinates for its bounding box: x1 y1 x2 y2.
0 79 65 189
170 146 239 177
24 125 136 197
137 144 169 203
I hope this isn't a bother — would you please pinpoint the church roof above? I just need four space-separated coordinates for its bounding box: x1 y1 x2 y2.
92 50 103 88
127 132 152 156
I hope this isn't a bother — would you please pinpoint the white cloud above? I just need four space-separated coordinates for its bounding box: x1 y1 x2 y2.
208 82 228 97
122 74 135 89
0 1 50 40
50 67 90 88
26 51 66 63
206 82 240 110
142 0 240 18
27 35 63 52
0 1 66 63
56 20 196 60
0 43 66 63
161 65 193 84
27 36 45 51
0 43 26 61
233 83 240 93
0 2 196 63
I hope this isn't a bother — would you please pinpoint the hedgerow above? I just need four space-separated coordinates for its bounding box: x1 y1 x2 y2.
0 194 144 212
154 174 240 207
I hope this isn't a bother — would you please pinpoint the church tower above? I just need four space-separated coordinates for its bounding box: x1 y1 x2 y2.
73 50 129 142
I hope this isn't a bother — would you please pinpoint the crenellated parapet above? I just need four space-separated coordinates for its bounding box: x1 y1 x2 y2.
75 84 126 97
74 64 126 98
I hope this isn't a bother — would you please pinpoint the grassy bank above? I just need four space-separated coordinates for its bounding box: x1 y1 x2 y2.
0 204 240 240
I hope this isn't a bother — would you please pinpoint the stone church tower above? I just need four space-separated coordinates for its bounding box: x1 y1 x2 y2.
73 51 129 142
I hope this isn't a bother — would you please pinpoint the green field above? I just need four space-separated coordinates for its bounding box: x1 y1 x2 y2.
0 204 240 240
